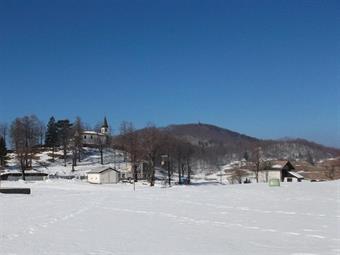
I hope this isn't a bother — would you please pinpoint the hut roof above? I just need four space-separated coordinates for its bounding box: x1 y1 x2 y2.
87 167 119 174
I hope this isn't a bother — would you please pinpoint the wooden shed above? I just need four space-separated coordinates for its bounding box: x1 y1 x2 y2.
87 167 120 184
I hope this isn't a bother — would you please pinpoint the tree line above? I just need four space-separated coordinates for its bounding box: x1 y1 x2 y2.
1 115 284 185
0 115 197 185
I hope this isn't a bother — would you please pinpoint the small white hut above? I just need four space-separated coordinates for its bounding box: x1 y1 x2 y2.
87 167 120 184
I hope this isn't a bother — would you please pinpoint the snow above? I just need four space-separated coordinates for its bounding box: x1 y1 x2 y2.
3 148 129 177
1 180 339 254
289 171 304 179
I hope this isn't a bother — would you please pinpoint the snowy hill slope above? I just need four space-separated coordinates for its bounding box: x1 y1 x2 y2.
4 147 129 177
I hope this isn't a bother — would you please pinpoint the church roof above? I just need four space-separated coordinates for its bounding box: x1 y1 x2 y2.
102 117 109 128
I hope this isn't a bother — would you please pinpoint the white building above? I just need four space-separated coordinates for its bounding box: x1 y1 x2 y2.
87 167 120 184
82 117 109 146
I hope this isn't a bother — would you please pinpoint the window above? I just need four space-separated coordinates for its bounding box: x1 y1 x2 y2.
84 135 86 139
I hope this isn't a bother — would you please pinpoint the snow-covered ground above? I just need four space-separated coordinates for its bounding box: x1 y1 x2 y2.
0 180 339 255
4 148 130 177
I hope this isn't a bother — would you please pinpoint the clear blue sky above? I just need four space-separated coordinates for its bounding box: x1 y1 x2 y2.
0 0 339 147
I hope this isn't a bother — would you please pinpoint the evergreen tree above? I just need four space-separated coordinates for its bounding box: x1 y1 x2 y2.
56 119 72 167
45 117 58 161
243 151 249 161
0 136 7 167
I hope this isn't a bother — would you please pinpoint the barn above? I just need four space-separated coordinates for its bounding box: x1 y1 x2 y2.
87 167 120 184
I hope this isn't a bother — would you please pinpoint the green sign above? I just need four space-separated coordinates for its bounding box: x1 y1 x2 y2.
269 179 280 187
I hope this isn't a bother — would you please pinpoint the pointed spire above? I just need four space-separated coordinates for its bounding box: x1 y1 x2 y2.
102 117 108 128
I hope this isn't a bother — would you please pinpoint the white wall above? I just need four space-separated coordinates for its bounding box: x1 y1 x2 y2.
88 173 101 184
83 133 99 145
258 170 281 182
88 171 120 184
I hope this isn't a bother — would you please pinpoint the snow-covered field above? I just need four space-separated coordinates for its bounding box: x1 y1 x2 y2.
0 180 339 255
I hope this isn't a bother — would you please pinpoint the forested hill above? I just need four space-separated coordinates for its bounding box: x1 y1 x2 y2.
161 123 340 161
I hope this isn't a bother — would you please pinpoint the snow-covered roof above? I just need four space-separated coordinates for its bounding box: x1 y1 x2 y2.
272 164 283 169
288 171 304 179
87 167 120 174
83 131 99 135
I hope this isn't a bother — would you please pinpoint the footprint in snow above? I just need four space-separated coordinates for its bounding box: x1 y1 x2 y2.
284 232 301 236
306 234 326 239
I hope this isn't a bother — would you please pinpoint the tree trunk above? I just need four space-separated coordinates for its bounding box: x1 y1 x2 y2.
187 160 191 184
133 164 138 182
150 159 155 186
78 148 81 162
21 159 26 181
52 146 55 162
100 148 103 165
177 161 182 184
64 148 67 167
167 160 171 186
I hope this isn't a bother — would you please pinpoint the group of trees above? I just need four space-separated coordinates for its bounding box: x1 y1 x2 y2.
116 122 195 186
0 123 8 167
2 115 110 179
1 114 269 185
9 115 44 179
3 115 336 185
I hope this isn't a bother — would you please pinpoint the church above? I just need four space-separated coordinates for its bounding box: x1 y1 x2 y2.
82 117 109 146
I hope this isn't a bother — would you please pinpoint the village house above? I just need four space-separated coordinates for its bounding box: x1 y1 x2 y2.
115 160 149 180
258 160 304 183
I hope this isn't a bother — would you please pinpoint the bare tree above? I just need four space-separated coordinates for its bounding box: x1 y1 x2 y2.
140 124 163 186
70 117 84 171
251 147 263 183
96 134 110 165
10 115 41 180
94 118 110 165
173 138 186 184
231 168 248 184
325 165 336 180
117 121 144 189
0 135 7 167
37 119 46 147
183 142 195 184
161 134 177 186
73 117 84 163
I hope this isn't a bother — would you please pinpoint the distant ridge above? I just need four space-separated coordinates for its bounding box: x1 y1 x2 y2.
159 123 340 161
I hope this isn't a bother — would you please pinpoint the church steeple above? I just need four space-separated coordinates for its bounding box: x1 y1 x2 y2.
102 117 108 128
101 117 109 134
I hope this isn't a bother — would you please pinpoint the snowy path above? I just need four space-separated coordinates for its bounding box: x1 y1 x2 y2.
0 180 339 254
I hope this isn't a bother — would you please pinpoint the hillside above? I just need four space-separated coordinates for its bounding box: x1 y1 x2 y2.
161 123 340 161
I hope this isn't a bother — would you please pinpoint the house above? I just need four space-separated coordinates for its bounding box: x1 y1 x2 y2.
258 160 304 182
82 117 109 146
87 167 120 184
116 161 149 180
